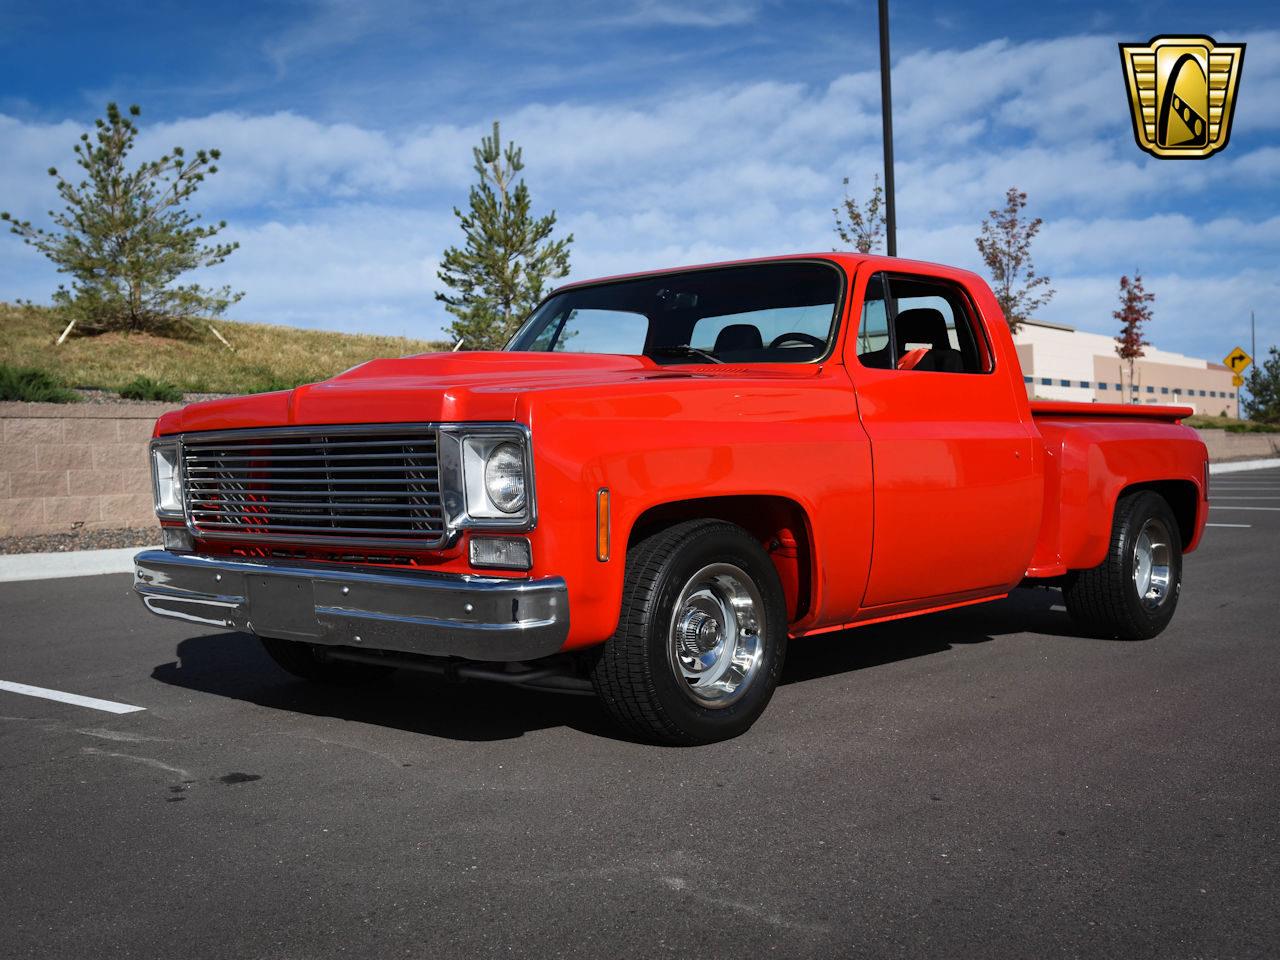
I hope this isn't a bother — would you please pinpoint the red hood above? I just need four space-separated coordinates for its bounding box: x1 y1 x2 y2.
160 352 724 434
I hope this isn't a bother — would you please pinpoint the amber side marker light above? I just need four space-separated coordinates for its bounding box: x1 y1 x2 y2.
596 488 611 562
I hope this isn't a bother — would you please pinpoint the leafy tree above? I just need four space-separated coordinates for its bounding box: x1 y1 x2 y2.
1113 272 1154 402
436 121 572 350
1243 346 1280 423
1 102 242 338
833 175 886 254
974 187 1054 333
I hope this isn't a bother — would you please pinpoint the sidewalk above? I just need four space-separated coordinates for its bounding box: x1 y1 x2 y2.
0 546 156 583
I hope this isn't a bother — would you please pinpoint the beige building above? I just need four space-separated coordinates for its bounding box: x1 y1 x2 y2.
1013 319 1238 417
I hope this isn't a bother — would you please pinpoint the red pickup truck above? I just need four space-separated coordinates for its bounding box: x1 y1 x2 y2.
135 254 1209 744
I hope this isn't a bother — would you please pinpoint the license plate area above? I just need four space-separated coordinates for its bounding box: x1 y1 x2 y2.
247 575 320 639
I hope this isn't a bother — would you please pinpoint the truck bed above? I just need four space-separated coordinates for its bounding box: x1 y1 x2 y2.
1030 400 1194 423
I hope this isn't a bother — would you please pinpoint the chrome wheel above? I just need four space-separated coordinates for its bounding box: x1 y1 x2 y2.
668 562 765 708
1133 517 1173 611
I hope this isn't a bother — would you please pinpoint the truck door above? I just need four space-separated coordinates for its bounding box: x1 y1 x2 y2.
849 270 1040 608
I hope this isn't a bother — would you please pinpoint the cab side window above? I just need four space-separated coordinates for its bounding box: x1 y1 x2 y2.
855 273 990 374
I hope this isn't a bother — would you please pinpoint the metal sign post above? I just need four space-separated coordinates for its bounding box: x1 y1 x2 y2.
878 0 897 258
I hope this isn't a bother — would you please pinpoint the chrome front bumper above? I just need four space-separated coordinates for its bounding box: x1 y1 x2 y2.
133 550 569 661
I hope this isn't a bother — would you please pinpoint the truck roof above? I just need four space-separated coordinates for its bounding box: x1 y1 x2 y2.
551 251 988 295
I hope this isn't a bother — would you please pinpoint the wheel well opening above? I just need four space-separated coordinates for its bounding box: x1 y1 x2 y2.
629 496 814 622
1122 480 1198 548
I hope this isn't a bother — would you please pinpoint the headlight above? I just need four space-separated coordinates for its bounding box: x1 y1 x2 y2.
484 442 526 514
448 429 534 525
150 440 184 519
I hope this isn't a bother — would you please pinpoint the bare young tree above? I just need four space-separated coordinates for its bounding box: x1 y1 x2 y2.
833 175 886 254
1114 272 1154 402
974 187 1054 333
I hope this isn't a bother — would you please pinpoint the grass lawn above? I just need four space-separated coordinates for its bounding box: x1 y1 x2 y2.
0 303 450 395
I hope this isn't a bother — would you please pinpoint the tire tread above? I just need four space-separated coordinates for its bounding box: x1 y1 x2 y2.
591 520 772 745
1063 490 1181 640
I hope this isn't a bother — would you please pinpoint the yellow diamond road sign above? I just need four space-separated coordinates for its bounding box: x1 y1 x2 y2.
1232 374 1245 387
1223 346 1252 373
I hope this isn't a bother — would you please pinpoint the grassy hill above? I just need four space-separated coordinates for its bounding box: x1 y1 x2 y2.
0 303 450 396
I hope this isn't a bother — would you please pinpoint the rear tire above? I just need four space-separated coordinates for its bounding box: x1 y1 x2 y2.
1062 490 1183 640
259 636 395 685
590 519 788 745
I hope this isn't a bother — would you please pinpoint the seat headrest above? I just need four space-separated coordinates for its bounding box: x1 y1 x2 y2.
895 308 950 352
713 324 763 353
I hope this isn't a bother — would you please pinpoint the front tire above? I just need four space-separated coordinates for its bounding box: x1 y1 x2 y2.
591 520 788 745
1063 490 1183 640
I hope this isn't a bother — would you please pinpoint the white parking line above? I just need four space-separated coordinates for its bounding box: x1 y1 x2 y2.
1214 496 1280 500
0 680 145 714
1206 523 1252 528
1209 506 1280 511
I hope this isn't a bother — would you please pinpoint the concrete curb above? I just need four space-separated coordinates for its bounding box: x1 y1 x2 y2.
0 546 155 583
1210 458 1280 475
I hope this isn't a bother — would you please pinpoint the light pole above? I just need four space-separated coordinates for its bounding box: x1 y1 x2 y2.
878 0 897 257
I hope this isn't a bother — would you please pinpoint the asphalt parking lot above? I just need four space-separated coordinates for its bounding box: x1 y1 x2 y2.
2 469 1278 959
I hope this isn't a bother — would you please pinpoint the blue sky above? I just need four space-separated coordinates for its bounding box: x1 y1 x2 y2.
0 0 1276 361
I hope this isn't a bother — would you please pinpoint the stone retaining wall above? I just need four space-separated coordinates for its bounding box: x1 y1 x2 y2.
1196 428 1280 463
1 404 1277 537
0 401 180 536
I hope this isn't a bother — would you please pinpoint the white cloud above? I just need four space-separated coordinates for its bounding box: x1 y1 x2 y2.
0 27 1276 355
602 1 762 28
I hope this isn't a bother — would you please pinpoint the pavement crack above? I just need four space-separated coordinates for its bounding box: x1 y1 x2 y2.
77 727 170 743
659 879 826 935
271 730 406 768
80 747 193 779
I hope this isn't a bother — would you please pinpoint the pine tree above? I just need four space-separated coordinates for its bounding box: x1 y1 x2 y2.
1242 346 1280 423
833 175 886 254
436 122 572 350
1113 272 1154 402
974 187 1054 333
1 102 242 338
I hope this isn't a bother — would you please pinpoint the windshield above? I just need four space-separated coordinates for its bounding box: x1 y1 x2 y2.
507 261 842 364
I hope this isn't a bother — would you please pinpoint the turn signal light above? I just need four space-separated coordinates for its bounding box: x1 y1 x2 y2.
469 536 532 570
162 526 193 553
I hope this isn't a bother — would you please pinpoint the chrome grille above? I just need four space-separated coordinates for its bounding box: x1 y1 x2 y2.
181 426 446 547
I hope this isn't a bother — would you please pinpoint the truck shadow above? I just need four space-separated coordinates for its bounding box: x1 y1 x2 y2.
150 587 1089 742
150 633 614 742
782 585 1084 683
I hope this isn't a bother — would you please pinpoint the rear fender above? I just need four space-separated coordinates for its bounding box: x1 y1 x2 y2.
1029 418 1208 575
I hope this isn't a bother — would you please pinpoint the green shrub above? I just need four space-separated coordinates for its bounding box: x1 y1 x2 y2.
0 364 80 403
118 376 184 402
1224 420 1280 434
1185 413 1280 433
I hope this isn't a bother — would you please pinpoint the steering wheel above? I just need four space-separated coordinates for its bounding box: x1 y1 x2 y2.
768 332 826 350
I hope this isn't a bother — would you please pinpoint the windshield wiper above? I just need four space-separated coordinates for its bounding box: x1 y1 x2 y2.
649 345 724 365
